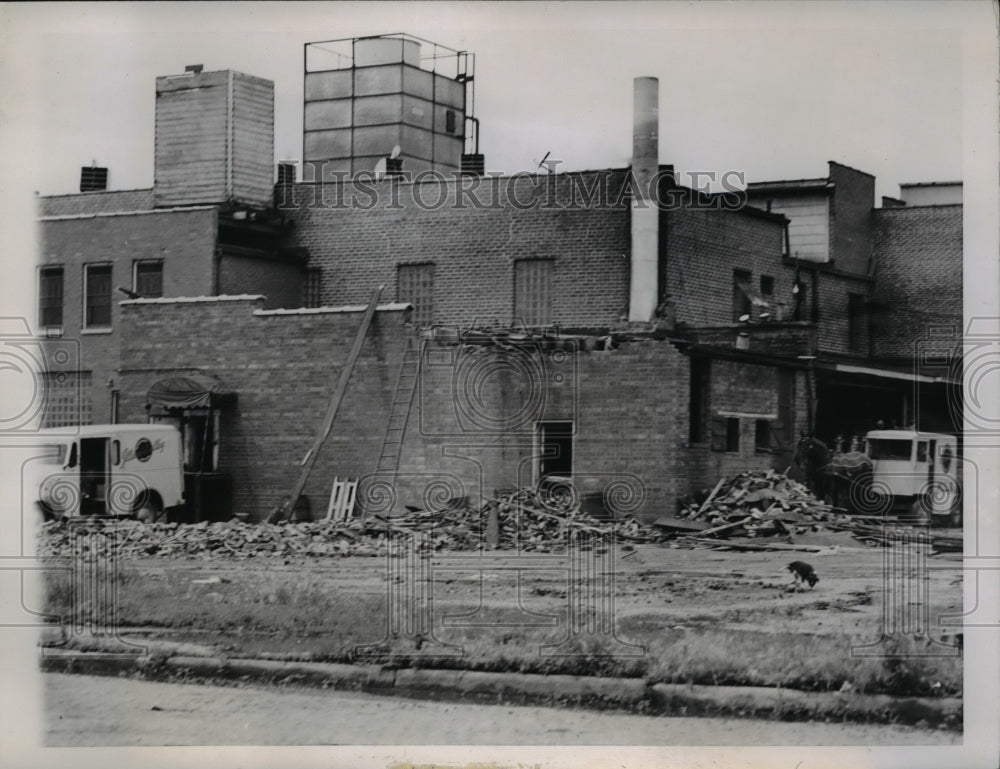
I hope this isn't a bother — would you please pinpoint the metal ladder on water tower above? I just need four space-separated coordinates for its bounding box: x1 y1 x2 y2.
375 343 420 478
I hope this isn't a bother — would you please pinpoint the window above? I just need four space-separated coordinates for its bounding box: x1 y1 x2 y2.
133 261 163 298
84 264 112 328
688 357 710 444
733 269 752 322
398 263 434 327
536 421 573 480
711 416 740 453
847 293 866 352
755 419 772 452
304 268 323 309
445 110 457 134
760 275 774 296
39 266 64 328
867 439 913 461
514 259 553 326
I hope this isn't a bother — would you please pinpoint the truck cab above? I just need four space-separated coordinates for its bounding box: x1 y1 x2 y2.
863 429 961 526
36 424 185 521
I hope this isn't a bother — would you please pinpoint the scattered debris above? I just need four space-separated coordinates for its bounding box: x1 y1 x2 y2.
37 486 664 559
37 474 948 559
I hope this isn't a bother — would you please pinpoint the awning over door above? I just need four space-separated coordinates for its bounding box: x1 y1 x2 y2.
146 374 235 410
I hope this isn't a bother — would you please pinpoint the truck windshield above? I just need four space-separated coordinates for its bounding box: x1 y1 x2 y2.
39 444 67 465
867 439 913 461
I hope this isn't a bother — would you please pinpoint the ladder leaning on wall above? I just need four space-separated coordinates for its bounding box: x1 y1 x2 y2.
374 341 420 479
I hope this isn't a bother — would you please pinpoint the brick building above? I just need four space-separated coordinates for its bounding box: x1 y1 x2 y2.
34 35 962 522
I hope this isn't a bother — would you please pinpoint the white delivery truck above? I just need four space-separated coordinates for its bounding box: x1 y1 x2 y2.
36 424 185 521
862 429 962 526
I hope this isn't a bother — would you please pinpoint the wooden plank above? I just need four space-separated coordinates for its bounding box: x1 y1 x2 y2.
696 478 726 516
652 516 711 532
268 285 385 523
699 516 752 538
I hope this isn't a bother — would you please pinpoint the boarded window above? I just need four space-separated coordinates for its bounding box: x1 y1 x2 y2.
514 259 553 327
848 293 866 352
733 269 752 322
39 266 64 328
304 267 323 309
134 261 163 298
84 264 112 328
689 357 710 444
398 263 434 327
711 416 740 453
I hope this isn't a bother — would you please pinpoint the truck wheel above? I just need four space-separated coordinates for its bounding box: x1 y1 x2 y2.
135 493 164 523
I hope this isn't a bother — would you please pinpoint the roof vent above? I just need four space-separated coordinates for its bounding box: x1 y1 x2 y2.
185 64 204 74
80 165 108 192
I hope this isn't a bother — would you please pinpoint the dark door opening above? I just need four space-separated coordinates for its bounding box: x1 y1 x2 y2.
537 421 573 481
80 437 110 515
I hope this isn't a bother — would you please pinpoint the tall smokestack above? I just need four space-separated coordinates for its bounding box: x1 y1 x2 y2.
629 76 659 322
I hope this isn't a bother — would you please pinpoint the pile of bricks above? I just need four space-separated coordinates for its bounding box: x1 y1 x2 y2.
37 487 664 560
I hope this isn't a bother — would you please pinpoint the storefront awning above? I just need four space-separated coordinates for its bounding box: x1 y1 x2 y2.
147 374 235 410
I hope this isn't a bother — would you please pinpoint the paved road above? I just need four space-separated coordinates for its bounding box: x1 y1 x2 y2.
43 673 959 747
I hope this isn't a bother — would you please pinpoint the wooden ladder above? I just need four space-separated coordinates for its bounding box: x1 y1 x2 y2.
375 342 420 478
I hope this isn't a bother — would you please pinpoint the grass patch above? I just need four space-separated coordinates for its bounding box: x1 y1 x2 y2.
42 563 962 699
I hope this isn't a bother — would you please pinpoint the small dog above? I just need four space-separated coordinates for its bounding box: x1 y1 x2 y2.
787 560 819 589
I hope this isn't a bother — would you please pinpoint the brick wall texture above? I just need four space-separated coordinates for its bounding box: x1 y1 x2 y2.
218 255 304 309
40 189 156 217
115 295 735 522
828 162 875 275
871 205 963 359
38 208 219 422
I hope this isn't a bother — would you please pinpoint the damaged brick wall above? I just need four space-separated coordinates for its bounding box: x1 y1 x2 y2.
395 337 692 522
665 204 792 327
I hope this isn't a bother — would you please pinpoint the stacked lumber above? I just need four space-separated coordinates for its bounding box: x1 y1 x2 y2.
37 487 665 560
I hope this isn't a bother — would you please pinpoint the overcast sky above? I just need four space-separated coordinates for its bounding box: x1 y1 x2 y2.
0 1 982 202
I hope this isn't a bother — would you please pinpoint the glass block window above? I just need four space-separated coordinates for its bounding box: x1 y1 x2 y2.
42 372 91 428
39 266 64 328
84 264 112 328
134 261 163 298
398 263 434 327
514 259 553 327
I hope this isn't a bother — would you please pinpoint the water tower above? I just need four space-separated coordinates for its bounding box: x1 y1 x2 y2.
302 33 481 180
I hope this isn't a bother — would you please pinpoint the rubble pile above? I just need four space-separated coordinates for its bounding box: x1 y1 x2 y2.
37 486 664 560
660 469 846 544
